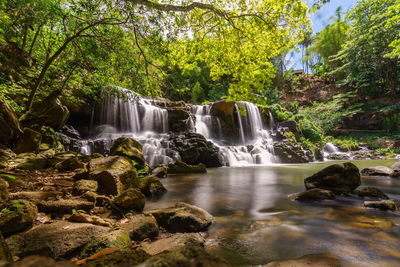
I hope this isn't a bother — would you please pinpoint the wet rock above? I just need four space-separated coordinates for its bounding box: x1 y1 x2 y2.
113 188 145 213
0 233 12 262
60 125 81 139
364 200 399 211
12 153 47 170
265 253 340 267
0 199 38 235
37 198 94 214
148 202 213 233
354 187 389 200
6 221 109 259
55 157 85 171
119 214 159 241
138 176 167 198
78 248 149 267
360 166 393 176
15 128 42 154
79 229 131 259
167 108 193 132
170 133 223 167
210 100 238 144
304 162 361 193
151 166 168 178
19 93 69 130
140 233 204 256
275 120 301 141
88 156 137 196
110 137 145 169
289 188 335 201
390 161 400 178
168 161 207 174
0 99 22 146
0 255 75 267
0 179 9 208
73 180 98 195
273 142 314 163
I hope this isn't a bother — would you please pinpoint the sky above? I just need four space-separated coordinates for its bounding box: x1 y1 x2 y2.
290 0 358 69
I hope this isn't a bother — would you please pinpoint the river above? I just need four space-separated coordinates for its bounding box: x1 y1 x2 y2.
147 159 400 266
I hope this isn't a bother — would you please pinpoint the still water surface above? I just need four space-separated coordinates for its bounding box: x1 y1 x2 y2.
147 160 400 266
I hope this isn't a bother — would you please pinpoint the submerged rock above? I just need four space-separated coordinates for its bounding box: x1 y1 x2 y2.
148 202 213 233
119 214 159 241
266 253 340 267
354 187 389 200
290 188 335 201
360 166 393 176
364 200 399 211
0 199 37 236
168 161 207 174
113 188 145 213
304 162 361 193
15 128 42 154
138 176 167 198
110 137 146 170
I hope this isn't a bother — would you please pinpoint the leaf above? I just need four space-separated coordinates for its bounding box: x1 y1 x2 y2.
75 248 121 265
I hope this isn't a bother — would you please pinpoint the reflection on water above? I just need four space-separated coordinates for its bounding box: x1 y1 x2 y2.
146 160 400 266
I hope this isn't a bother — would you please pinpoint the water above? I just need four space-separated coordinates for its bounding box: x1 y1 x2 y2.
147 159 400 266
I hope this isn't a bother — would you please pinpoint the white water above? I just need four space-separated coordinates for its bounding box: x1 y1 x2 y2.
192 101 276 166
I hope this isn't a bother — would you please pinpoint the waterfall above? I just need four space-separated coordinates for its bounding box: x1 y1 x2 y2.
192 101 275 167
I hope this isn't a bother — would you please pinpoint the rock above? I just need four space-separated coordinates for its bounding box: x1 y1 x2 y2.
109 137 146 169
170 133 223 167
140 233 204 256
60 125 81 139
151 166 168 178
141 239 229 267
119 214 159 241
360 166 393 176
9 191 61 204
364 200 399 211
0 233 12 262
0 146 15 169
390 161 400 178
289 188 335 201
73 180 98 195
0 255 75 267
78 229 131 259
276 120 301 141
265 253 340 267
37 198 94 214
168 161 207 174
304 163 361 193
148 202 213 233
6 221 110 259
12 153 47 170
0 98 22 146
39 126 64 151
113 188 145 213
55 157 85 171
273 142 313 163
15 128 42 154
0 179 9 208
88 156 137 196
138 176 167 198
0 199 38 235
354 187 389 200
19 93 69 130
78 248 149 267
167 108 193 132
67 212 114 227
210 100 238 144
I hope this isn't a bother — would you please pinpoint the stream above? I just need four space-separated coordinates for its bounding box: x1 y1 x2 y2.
147 159 400 266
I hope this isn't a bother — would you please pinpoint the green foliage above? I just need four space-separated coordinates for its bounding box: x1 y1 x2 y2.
270 104 294 122
382 114 400 132
0 174 16 180
325 137 359 151
191 82 205 104
295 114 324 142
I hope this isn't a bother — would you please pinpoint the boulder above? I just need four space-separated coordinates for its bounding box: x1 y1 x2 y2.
168 161 207 174
354 187 389 200
140 233 204 256
120 214 159 241
0 199 38 235
265 253 340 267
276 120 301 141
364 200 399 211
0 146 15 169
39 126 64 151
151 166 168 178
360 166 393 176
0 179 9 208
304 163 361 193
9 191 61 204
138 176 167 198
15 128 42 154
210 100 238 144
19 93 69 130
167 108 193 132
0 233 12 262
67 212 114 227
0 98 22 146
289 188 335 201
0 255 75 267
148 202 213 233
77 248 150 267
12 153 47 170
73 180 98 195
37 198 94 214
88 156 137 195
170 133 223 167
113 188 145 212
6 221 110 259
110 137 146 169
54 157 85 172
273 142 314 163
390 161 400 178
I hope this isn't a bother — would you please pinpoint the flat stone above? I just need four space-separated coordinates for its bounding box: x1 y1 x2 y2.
265 253 340 267
140 233 204 256
73 180 98 195
360 166 393 176
37 198 94 214
289 188 335 201
1 255 75 267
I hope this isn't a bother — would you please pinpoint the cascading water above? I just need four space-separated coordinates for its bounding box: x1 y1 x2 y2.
192 101 276 166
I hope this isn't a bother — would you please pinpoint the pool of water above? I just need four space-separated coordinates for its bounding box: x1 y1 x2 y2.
146 160 400 266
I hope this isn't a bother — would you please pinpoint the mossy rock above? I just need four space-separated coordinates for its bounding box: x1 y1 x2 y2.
14 153 47 170
15 128 42 154
73 180 98 195
110 137 145 170
120 214 159 241
113 188 145 212
0 199 38 235
82 248 150 267
138 176 167 198
167 161 206 174
55 157 85 172
0 98 22 146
